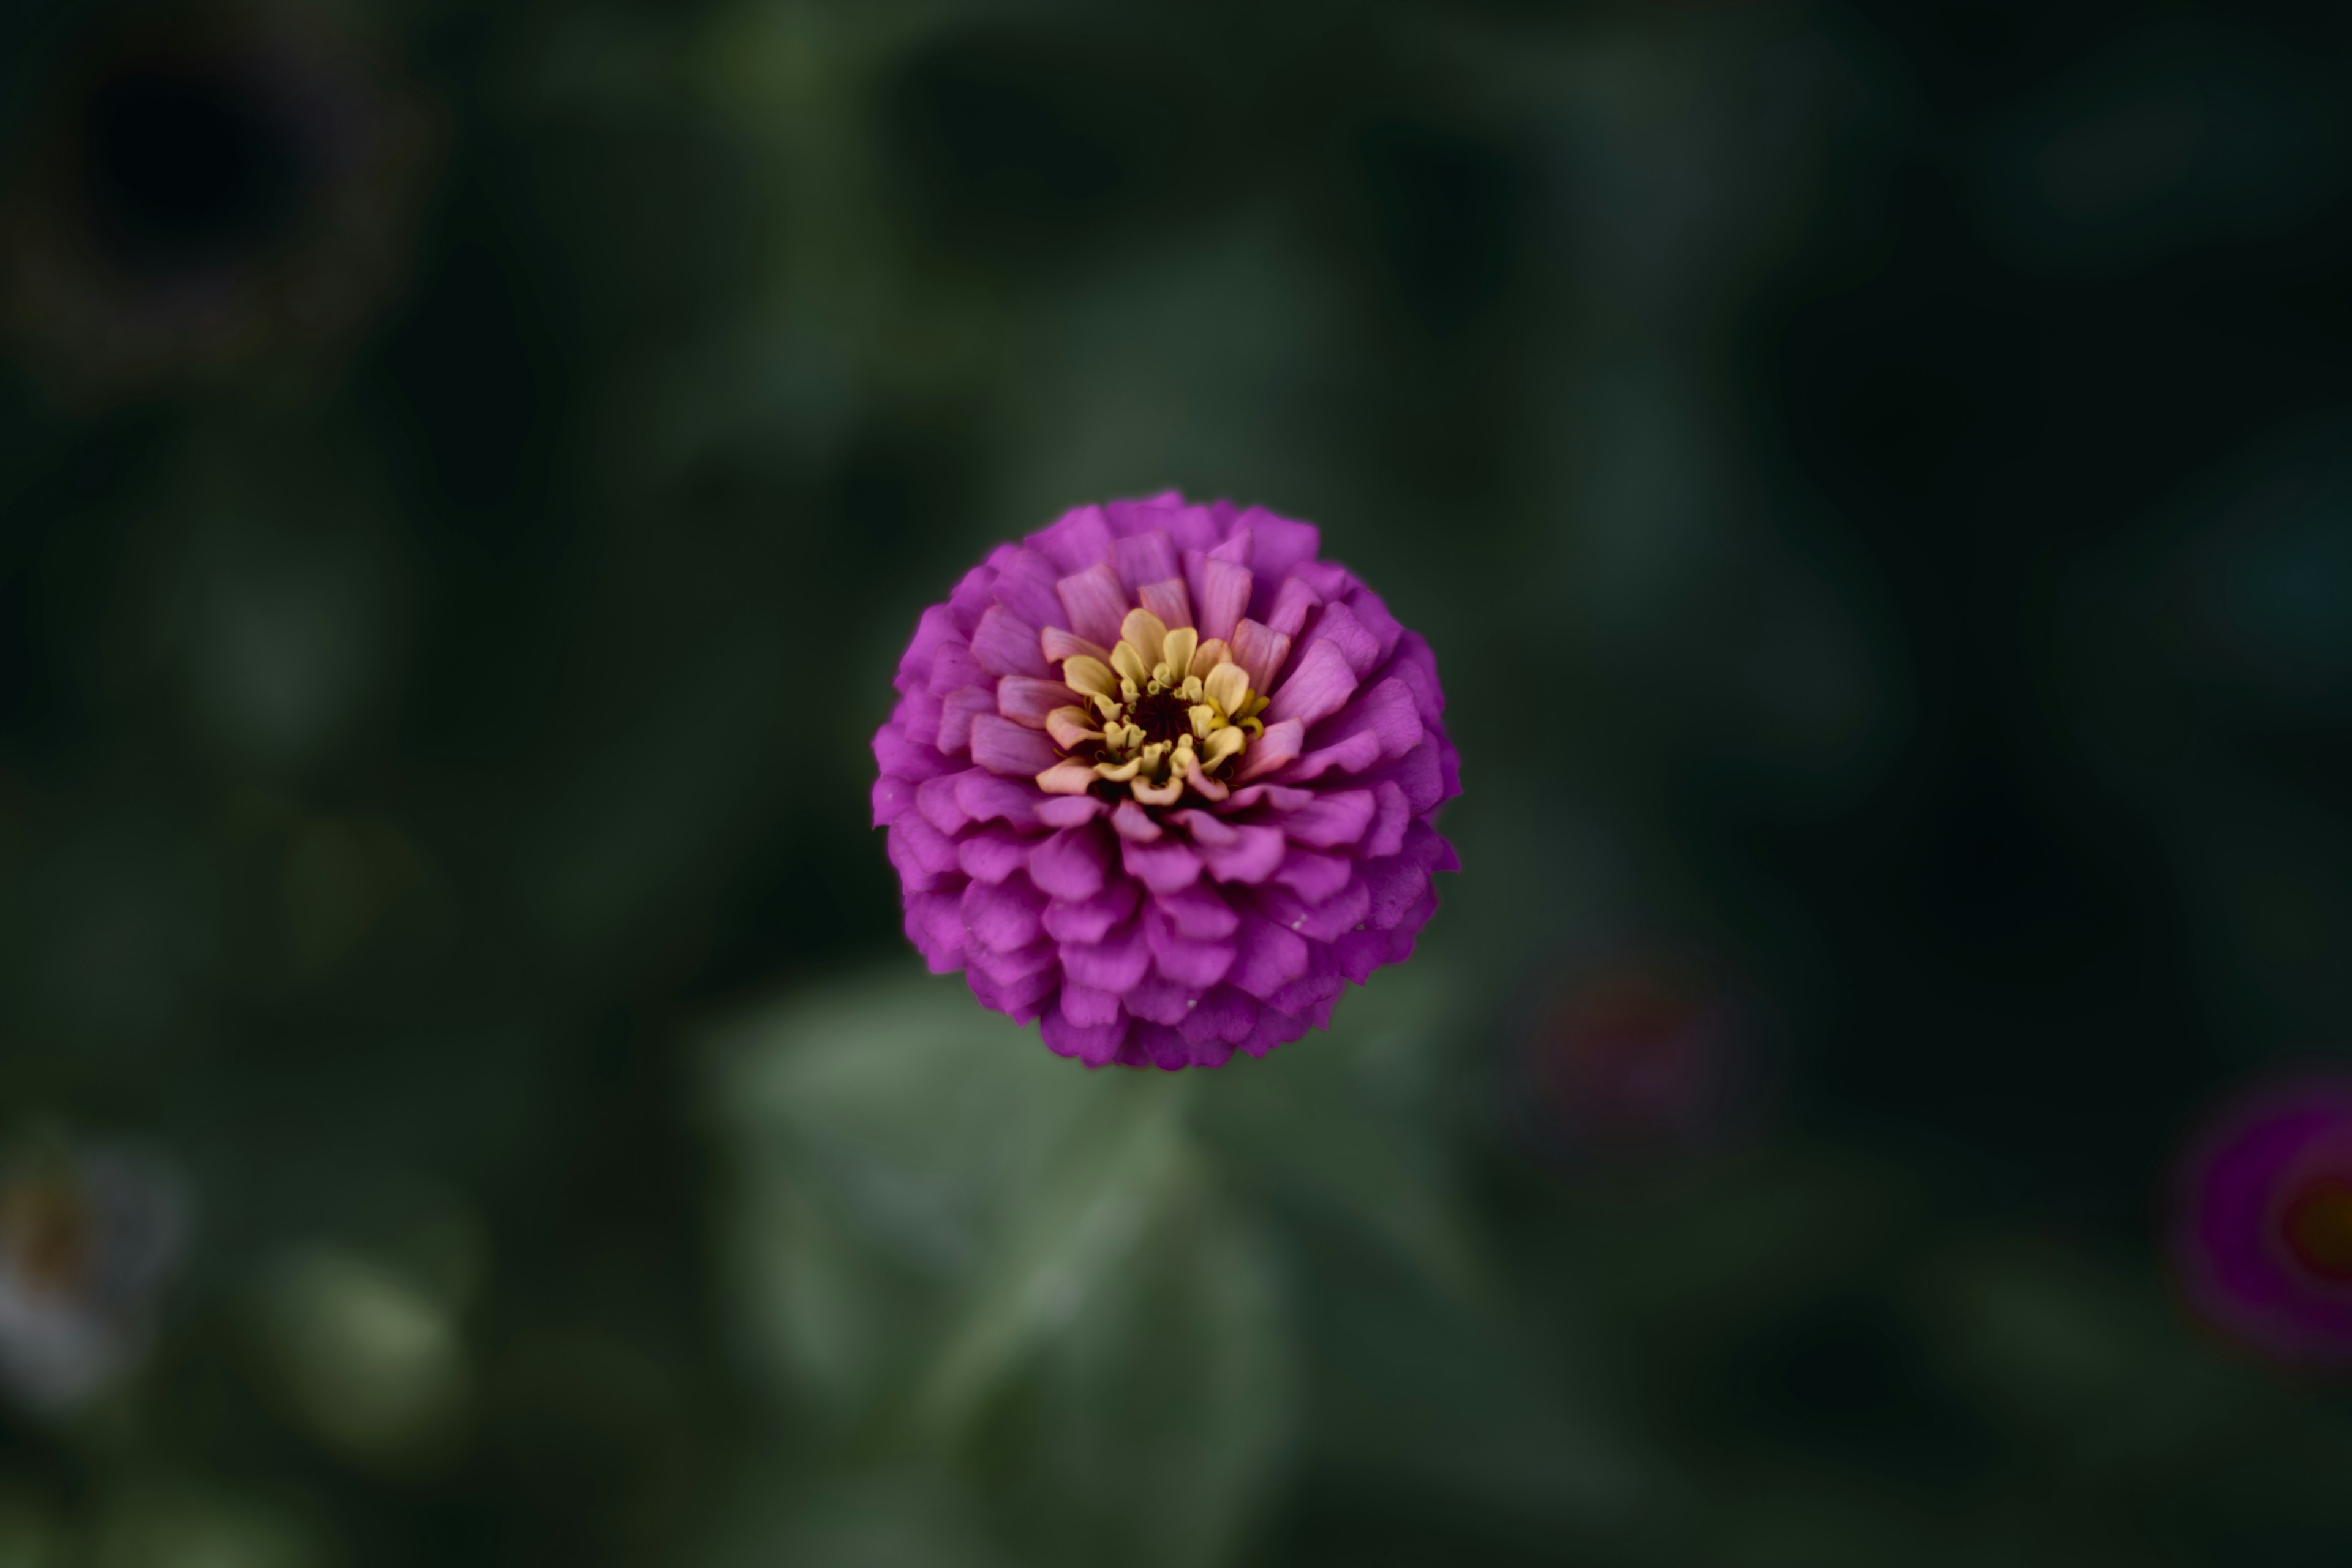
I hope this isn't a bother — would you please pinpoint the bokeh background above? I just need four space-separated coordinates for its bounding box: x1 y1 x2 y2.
2 0 2351 1562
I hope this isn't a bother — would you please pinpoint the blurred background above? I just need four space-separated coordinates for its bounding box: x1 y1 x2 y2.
1 0 2350 1562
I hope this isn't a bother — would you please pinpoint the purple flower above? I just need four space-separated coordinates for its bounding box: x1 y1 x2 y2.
872 492 1461 1069
2174 1074 2352 1369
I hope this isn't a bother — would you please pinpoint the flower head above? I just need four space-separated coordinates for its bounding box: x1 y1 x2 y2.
873 493 1461 1069
2174 1074 2352 1370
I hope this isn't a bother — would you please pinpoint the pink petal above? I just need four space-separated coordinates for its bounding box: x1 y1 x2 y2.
1178 986 1256 1047
1028 823 1112 902
1121 972 1197 1026
1042 625 1112 665
961 877 1046 954
1193 823 1287 884
1059 983 1125 1028
972 605 1051 679
872 774 918 829
1267 576 1322 639
904 892 966 973
1197 557 1253 644
1061 916 1152 992
1120 837 1204 893
1238 507 1320 585
1303 600 1382 678
1284 731 1383 782
956 771 1042 827
1041 998 1129 1066
1040 876 1139 943
1055 561 1129 648
917 771 977 834
873 727 952 784
937 686 995 755
1265 639 1359 730
1031 504 1117 574
1254 873 1368 943
1231 719 1303 785
1272 848 1352 902
927 638 986 697
998 676 1078 728
1156 882 1242 940
1228 619 1292 691
887 819 962 892
1036 794 1106 828
1273 788 1379 850
1227 913 1310 1000
967 965 1056 1022
1145 903 1236 987
957 824 1032 883
971 715 1060 777
1139 578 1193 631
1114 530 1180 592
968 938 1056 987
1110 799 1164 843
1365 780 1411 858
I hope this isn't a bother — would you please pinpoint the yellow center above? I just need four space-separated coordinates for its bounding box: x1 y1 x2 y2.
1035 608 1268 806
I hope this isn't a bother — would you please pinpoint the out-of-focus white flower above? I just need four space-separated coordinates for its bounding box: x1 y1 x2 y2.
0 1140 190 1413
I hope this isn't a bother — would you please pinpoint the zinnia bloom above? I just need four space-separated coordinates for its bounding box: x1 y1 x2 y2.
2174 1074 2352 1370
873 492 1460 1069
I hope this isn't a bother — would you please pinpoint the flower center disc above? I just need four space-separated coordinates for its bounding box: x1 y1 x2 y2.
1126 688 1194 748
2280 1175 2352 1283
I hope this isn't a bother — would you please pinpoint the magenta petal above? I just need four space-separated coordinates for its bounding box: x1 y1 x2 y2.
1241 507 1321 585
927 638 987 698
1062 916 1152 991
918 771 978 835
1110 799 1164 843
937 686 995 756
1156 882 1242 940
968 965 1056 1023
1139 577 1193 631
1145 903 1236 988
1283 730 1382 783
1266 639 1359 730
1317 678 1423 763
1365 780 1411 858
1133 1023 1192 1071
1033 504 1117 574
872 774 918 829
1041 998 1129 1066
1029 823 1112 902
1056 561 1129 647
1255 873 1369 943
957 824 1032 883
1121 837 1204 893
1381 740 1447 815
961 877 1046 954
1232 720 1303 785
1272 848 1353 902
873 727 952 784
998 676 1077 728
1060 982 1125 1028
1197 557 1253 644
1041 876 1140 943
1035 794 1106 828
968 939 1056 987
1179 986 1256 1046
956 771 1041 828
1227 913 1310 1000
904 892 966 973
972 605 1052 679
1114 529 1181 591
1273 788 1379 850
888 818 962 890
1122 973 1197 1026
1228 619 1292 691
1266 576 1323 639
1362 851 1433 930
971 715 1060 777
1192 823 1287 884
